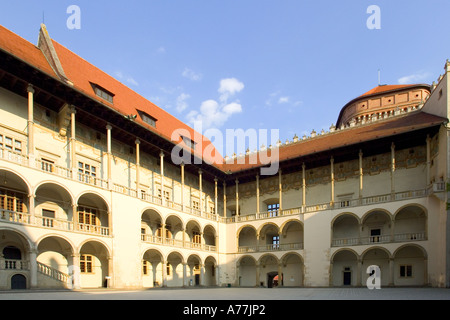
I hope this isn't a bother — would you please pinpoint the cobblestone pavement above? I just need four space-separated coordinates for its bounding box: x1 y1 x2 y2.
1 287 450 300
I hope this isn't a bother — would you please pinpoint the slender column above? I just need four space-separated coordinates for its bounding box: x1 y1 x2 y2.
200 263 205 286
135 139 140 192
27 85 35 162
183 262 187 287
106 124 112 187
71 253 81 289
302 163 306 209
199 169 203 215
161 223 166 244
214 177 218 215
256 174 260 214
357 258 362 287
389 258 394 286
278 263 283 287
160 151 165 206
223 182 227 217
256 262 260 287
278 169 283 212
426 135 431 186
391 143 396 195
235 179 239 216
162 260 167 287
70 107 77 179
359 150 363 200
28 194 35 224
29 248 37 288
330 157 335 205
181 163 185 211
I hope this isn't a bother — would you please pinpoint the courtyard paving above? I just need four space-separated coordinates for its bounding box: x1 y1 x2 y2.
1 286 450 300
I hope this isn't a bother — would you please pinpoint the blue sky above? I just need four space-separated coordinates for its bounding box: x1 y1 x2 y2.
1 1 450 157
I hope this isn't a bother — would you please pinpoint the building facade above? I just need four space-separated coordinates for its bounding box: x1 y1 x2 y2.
0 24 449 290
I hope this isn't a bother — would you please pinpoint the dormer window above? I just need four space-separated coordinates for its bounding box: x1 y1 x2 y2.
182 135 197 150
137 110 157 127
91 83 114 103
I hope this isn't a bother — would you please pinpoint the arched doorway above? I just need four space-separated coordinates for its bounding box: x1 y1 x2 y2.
11 274 26 290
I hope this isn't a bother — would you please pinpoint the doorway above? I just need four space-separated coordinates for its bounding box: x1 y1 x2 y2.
343 271 352 286
267 272 278 288
11 274 27 290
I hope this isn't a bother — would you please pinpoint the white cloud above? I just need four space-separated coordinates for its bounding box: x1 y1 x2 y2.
187 78 244 130
182 68 202 81
278 96 289 104
398 71 431 84
218 78 245 102
176 93 190 113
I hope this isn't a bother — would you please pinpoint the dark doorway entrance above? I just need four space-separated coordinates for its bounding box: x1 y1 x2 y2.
195 274 200 286
11 274 27 290
343 271 352 285
267 272 278 288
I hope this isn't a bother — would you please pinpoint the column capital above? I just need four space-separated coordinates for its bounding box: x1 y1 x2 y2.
106 124 112 130
27 84 35 94
160 150 165 158
214 177 218 183
135 138 141 145
235 179 239 184
198 169 203 175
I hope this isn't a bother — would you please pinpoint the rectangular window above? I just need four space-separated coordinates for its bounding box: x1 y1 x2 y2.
94 86 114 103
400 265 412 278
142 113 156 127
80 255 93 273
370 229 381 243
41 159 55 173
0 134 22 153
193 231 201 244
192 200 200 210
78 206 98 228
268 203 279 217
272 235 280 249
142 261 148 275
78 161 97 184
181 136 197 150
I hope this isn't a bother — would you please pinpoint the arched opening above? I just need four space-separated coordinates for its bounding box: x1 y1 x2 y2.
331 249 358 286
281 253 303 287
361 247 390 287
0 170 29 223
141 209 163 243
259 254 279 288
258 223 280 251
204 256 217 286
79 241 110 288
35 183 73 230
394 205 427 242
238 226 257 253
203 225 217 251
362 210 391 244
332 213 360 246
280 220 304 250
166 251 183 287
186 220 202 249
142 249 163 288
394 245 427 286
187 254 202 286
237 256 256 287
165 215 184 247
77 193 109 236
36 236 74 288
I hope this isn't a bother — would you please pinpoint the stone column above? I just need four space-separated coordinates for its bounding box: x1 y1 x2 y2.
70 107 77 179
160 151 165 206
330 157 335 205
223 182 227 217
27 84 35 164
180 162 185 211
199 169 203 216
71 253 81 289
235 179 239 216
391 142 396 196
302 163 306 210
214 177 218 216
29 248 37 288
135 139 140 193
359 150 363 200
256 174 260 214
278 169 283 212
106 124 112 188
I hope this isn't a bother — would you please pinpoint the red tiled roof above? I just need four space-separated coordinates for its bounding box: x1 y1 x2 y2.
359 84 417 97
220 111 446 173
0 25 56 78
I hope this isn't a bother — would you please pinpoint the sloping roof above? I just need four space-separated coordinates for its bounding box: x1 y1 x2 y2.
220 111 446 173
359 84 417 97
0 25 56 78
